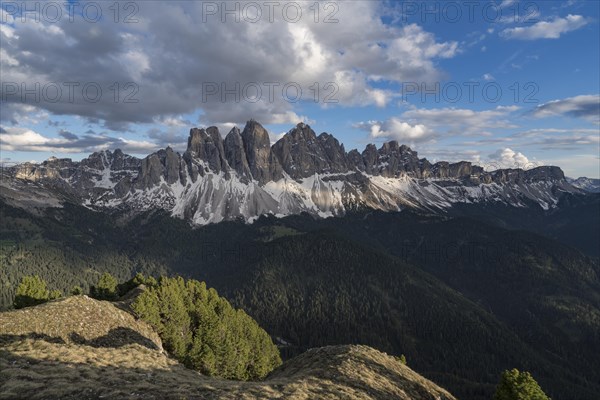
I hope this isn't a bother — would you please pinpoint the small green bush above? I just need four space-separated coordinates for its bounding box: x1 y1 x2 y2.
14 275 51 309
90 272 118 300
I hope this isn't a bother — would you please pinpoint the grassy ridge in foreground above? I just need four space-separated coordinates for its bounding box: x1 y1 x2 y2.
0 296 457 400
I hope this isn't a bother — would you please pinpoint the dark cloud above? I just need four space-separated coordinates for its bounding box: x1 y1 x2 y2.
146 128 187 151
531 95 600 121
0 1 458 130
58 130 79 140
0 103 44 125
0 127 157 154
47 120 67 127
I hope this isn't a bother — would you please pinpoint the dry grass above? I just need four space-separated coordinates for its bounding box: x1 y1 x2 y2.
0 295 162 350
0 297 457 400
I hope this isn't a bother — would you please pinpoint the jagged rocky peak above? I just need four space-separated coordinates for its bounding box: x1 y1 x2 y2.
161 147 184 185
224 126 252 181
361 144 379 175
186 127 229 175
241 120 282 184
135 146 187 189
183 121 286 183
318 132 349 173
12 149 143 193
347 149 364 171
82 150 113 170
228 126 241 136
138 151 167 188
376 142 422 178
174 121 569 186
80 149 140 172
241 119 271 150
272 122 341 179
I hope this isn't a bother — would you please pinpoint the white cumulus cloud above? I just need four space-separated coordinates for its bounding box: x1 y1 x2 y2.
488 148 537 169
355 118 433 143
501 15 589 40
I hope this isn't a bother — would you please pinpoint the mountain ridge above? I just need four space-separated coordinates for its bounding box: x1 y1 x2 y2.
3 120 581 225
567 176 600 193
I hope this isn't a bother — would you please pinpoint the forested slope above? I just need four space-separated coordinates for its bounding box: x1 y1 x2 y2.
1 200 599 399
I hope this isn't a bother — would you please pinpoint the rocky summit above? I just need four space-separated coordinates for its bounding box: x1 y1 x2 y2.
2 120 578 225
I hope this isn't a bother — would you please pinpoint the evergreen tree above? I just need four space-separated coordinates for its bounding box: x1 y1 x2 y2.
145 276 158 287
132 276 281 380
91 272 118 300
154 276 192 359
494 369 550 400
14 275 50 309
132 273 146 286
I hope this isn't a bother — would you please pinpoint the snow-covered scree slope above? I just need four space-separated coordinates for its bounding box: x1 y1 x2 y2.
3 120 580 225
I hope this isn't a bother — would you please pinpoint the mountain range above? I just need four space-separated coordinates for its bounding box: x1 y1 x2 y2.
2 120 587 226
567 176 600 193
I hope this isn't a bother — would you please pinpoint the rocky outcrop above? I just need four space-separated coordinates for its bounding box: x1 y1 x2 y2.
241 119 282 184
525 166 565 182
223 126 252 181
135 147 186 190
347 149 364 171
361 144 379 175
187 127 229 177
14 158 71 182
318 132 349 173
272 123 326 178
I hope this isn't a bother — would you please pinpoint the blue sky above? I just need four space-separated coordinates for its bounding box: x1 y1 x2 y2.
1 0 599 177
